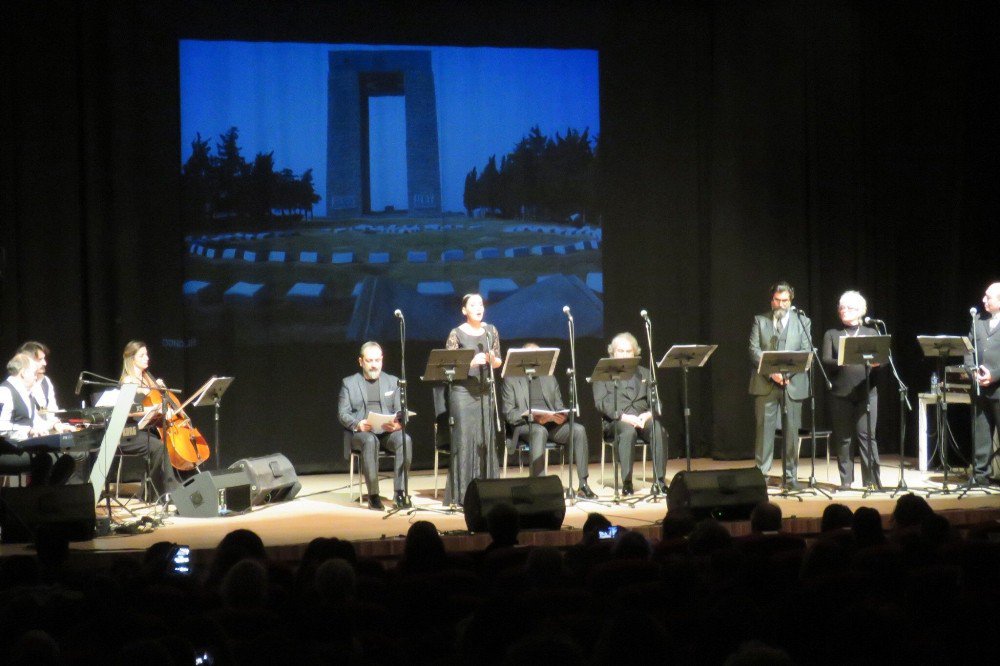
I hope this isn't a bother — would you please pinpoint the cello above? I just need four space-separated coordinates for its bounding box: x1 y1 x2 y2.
140 371 211 471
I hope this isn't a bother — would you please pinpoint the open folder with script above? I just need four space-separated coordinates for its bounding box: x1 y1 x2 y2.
365 410 417 431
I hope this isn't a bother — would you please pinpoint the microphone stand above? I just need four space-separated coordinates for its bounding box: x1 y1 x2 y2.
641 315 665 500
794 308 830 498
484 327 503 478
565 310 580 501
394 312 411 511
872 319 916 497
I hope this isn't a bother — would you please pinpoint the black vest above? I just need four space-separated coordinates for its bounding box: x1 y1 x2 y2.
1 379 34 426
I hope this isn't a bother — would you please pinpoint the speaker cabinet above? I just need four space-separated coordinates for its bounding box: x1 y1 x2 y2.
172 470 253 518
667 468 767 520
228 454 301 505
1 484 96 543
463 475 566 532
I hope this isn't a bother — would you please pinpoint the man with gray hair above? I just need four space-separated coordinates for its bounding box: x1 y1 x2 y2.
337 341 412 510
821 290 882 491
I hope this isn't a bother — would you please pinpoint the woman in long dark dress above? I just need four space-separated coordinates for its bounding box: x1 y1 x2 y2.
444 293 502 505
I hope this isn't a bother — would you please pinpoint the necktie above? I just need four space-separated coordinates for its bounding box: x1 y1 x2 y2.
775 316 784 336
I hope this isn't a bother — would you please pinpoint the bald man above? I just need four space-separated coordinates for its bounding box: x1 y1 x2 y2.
967 282 1000 486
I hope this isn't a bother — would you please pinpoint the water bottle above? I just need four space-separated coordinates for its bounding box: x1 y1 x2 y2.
930 371 939 395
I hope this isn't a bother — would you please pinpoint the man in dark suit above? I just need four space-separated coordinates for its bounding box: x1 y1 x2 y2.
501 343 596 498
337 341 412 510
592 332 668 496
749 281 813 490
967 282 1000 486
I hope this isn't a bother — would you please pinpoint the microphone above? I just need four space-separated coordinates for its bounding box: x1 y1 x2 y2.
970 307 979 317
562 305 572 319
394 309 404 320
640 309 650 321
863 316 885 325
791 305 807 316
74 372 85 396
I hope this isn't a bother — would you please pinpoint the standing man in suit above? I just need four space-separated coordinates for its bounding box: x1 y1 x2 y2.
592 332 669 496
337 341 412 510
749 281 813 490
968 282 1000 486
501 343 597 498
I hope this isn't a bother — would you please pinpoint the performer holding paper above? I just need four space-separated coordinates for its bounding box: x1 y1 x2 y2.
501 343 596 498
592 332 668 496
967 282 1000 486
749 282 812 489
337 341 413 510
444 293 501 505
821 291 882 491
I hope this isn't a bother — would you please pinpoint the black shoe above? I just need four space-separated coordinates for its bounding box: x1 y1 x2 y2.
49 454 76 485
367 494 385 511
394 491 412 509
654 479 669 495
621 481 634 496
576 483 598 499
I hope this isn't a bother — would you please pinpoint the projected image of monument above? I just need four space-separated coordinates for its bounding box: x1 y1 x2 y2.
180 42 602 344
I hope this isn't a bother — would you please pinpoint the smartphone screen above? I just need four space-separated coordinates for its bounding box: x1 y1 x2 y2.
172 545 191 575
598 525 620 540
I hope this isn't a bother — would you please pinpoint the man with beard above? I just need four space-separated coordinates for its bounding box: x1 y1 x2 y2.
749 281 813 490
337 341 413 510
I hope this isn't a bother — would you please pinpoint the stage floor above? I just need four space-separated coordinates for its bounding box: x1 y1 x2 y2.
6 456 1000 562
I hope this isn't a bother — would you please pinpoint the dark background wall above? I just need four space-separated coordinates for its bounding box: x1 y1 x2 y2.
2 0 997 472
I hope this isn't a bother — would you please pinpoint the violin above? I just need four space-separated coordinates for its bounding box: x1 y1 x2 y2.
139 371 211 471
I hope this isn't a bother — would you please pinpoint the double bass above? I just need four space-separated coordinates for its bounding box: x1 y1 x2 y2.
139 371 211 471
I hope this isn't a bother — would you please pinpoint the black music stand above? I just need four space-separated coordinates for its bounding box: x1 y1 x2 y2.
502 347 564 490
421 349 475 511
189 376 234 470
839 335 891 497
758 350 814 499
589 356 639 503
918 336 971 496
659 344 717 473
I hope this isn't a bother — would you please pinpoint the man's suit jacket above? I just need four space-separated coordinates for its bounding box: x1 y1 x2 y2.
337 372 402 459
748 310 813 400
592 366 657 435
967 318 1000 400
501 375 566 445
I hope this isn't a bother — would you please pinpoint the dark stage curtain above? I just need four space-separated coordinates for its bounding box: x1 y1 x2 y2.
2 0 997 470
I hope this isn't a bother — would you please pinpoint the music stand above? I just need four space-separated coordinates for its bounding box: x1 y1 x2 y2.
659 344 717 472
87 383 139 525
502 347 566 492
918 335 972 496
589 356 639 502
839 335 891 496
758 350 814 499
188 376 234 469
421 349 475 510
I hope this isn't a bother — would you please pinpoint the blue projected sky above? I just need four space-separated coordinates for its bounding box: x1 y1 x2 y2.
179 41 600 216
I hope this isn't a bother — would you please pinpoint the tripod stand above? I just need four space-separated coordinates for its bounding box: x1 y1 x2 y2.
589 356 639 504
419 348 474 513
758 350 815 500
919 335 972 497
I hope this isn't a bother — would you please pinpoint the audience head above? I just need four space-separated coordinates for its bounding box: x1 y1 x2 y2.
612 529 652 560
219 558 268 609
403 520 447 572
750 501 782 533
314 557 357 605
852 506 885 547
486 502 520 547
891 493 934 531
821 503 854 532
661 512 696 540
688 518 733 556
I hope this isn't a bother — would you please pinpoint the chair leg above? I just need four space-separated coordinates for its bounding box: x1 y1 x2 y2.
641 444 647 483
115 456 124 500
349 452 358 503
601 442 606 484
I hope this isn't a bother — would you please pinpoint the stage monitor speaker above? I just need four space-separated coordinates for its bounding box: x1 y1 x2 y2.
172 470 253 518
1 484 96 543
463 475 565 532
229 453 301 505
667 468 767 520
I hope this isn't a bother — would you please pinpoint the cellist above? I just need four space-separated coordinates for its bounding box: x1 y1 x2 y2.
120 340 180 499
